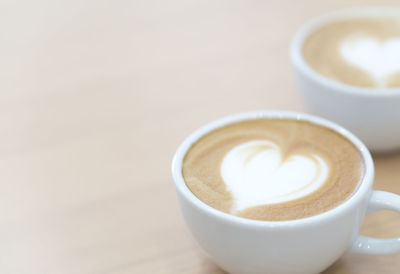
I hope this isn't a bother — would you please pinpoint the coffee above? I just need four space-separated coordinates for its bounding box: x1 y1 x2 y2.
182 118 363 221
303 17 400 88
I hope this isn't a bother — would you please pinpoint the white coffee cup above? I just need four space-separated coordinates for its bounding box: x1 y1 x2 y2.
290 7 400 152
171 110 400 274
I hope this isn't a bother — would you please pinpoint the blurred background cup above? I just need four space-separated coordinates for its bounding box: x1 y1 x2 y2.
290 7 400 153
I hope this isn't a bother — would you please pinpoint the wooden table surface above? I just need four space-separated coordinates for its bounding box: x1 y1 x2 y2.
1 0 399 273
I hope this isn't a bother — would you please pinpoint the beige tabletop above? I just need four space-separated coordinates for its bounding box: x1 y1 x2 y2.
1 0 399 273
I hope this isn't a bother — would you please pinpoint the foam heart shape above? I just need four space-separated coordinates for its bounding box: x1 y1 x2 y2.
340 37 400 87
221 140 328 212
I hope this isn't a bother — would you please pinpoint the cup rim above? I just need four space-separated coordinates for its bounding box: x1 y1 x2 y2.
171 110 374 228
290 6 400 97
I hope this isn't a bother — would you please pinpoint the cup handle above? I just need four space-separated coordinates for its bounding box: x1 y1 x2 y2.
350 190 400 254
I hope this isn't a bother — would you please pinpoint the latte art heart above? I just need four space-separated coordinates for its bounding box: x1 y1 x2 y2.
182 119 363 221
340 36 400 87
221 140 329 212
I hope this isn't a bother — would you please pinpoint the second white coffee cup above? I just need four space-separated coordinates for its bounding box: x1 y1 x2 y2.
291 7 400 152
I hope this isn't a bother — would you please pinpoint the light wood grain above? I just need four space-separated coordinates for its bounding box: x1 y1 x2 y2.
0 1 399 273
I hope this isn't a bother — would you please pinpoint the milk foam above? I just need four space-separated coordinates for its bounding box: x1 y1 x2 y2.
221 140 329 212
340 36 400 87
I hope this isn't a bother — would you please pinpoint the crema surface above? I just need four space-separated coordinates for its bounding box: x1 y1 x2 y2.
303 17 400 88
182 119 363 221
